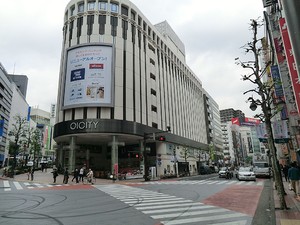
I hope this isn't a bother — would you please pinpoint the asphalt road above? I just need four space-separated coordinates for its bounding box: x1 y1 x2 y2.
0 174 269 225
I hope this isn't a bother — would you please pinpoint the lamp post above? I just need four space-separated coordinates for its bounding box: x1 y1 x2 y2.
143 126 171 181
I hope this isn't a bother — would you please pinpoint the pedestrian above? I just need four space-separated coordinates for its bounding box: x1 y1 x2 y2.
288 161 300 199
30 167 34 181
86 168 94 184
282 164 290 182
2 167 7 177
52 168 58 183
63 168 69 184
27 168 30 180
79 167 85 183
72 168 79 183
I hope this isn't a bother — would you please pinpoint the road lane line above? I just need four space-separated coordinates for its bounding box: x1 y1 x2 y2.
161 212 246 225
13 181 23 190
124 197 184 204
3 181 11 191
136 202 204 210
129 199 192 207
152 208 229 219
208 220 247 225
142 205 214 214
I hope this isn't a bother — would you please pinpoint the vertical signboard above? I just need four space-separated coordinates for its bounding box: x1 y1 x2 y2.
279 18 300 114
63 44 114 109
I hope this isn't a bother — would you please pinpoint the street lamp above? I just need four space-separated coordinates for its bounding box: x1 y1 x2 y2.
143 126 171 181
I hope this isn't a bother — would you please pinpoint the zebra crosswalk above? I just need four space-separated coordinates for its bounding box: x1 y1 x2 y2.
95 184 252 225
0 180 71 191
125 179 264 186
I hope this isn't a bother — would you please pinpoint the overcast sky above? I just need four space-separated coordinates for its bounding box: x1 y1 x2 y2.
0 0 264 117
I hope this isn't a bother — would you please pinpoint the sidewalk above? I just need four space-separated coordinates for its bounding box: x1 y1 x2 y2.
274 180 300 225
0 169 145 185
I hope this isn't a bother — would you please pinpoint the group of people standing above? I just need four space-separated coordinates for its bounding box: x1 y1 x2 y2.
51 166 94 184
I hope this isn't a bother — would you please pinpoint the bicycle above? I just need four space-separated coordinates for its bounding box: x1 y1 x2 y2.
83 176 96 185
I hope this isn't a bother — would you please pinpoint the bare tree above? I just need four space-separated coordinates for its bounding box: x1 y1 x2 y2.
236 19 287 209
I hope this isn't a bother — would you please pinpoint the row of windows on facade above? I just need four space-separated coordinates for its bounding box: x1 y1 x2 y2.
66 14 184 71
69 2 121 17
65 16 201 93
66 3 192 79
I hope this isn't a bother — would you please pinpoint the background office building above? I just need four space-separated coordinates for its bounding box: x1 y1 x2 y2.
0 63 30 167
54 0 217 178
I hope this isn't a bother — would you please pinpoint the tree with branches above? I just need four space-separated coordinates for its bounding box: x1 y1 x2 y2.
8 115 28 177
235 19 287 209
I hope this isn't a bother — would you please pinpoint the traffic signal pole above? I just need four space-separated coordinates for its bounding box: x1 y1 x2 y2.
143 127 171 182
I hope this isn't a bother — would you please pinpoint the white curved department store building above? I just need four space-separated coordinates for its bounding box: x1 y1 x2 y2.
54 0 211 178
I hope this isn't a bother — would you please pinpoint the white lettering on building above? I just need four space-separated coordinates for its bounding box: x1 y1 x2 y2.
70 121 99 130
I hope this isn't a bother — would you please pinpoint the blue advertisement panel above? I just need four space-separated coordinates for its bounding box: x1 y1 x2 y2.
271 65 284 98
0 119 4 136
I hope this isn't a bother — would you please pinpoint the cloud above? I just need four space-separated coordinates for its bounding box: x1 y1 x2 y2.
0 0 264 117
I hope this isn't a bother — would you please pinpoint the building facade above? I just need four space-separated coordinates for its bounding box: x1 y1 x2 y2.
263 0 300 164
54 0 212 178
0 63 30 167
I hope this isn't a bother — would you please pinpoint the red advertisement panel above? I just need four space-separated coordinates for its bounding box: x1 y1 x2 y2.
279 17 300 114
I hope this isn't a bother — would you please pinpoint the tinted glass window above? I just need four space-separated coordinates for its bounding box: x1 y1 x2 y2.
111 3 119 13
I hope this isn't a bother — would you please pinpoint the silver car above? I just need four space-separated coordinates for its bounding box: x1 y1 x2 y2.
237 167 256 181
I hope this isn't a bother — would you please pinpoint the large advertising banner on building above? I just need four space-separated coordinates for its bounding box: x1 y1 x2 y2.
279 17 300 115
63 44 114 109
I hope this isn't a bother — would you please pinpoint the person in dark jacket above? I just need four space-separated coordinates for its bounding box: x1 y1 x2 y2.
288 161 300 198
52 168 59 183
283 164 290 182
72 168 79 183
63 168 69 184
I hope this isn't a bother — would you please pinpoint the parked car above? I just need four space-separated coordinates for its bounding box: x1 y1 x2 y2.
237 167 256 181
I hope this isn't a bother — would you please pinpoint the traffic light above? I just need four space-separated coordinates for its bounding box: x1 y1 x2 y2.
157 136 166 141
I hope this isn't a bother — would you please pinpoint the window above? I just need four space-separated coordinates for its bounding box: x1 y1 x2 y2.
151 105 157 112
99 1 107 10
87 15 94 35
111 3 119 13
69 20 74 41
99 15 106 35
150 73 156 80
110 16 118 36
77 16 83 38
78 3 84 13
151 89 156 96
152 123 158 129
150 58 155 65
88 1 95 10
122 20 128 39
131 11 136 21
70 6 75 16
121 6 128 16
